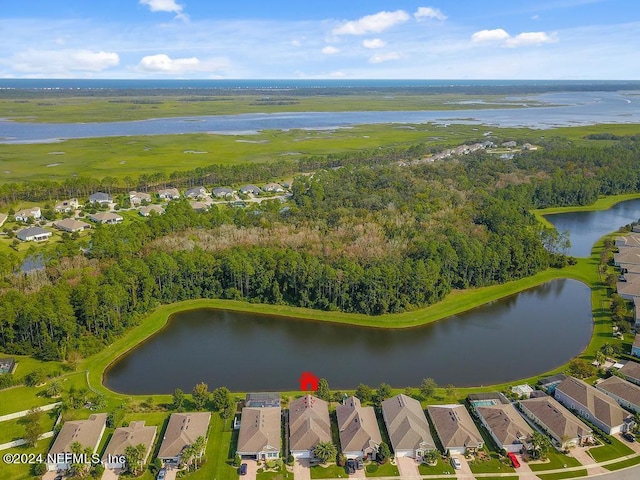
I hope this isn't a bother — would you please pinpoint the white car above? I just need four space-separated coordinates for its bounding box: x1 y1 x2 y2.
451 458 462 470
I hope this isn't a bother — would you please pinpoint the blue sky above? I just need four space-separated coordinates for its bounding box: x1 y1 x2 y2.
1 0 638 79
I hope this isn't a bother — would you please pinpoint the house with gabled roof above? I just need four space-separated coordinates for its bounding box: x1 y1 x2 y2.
212 187 234 198
129 191 151 206
475 403 533 453
46 413 107 471
596 375 640 414
88 212 123 224
158 188 181 200
237 407 281 460
620 361 640 386
158 412 211 464
239 184 263 195
54 198 79 213
519 395 593 449
427 405 483 455
263 183 285 193
54 218 91 233
139 205 165 217
14 206 41 222
554 376 634 434
381 394 435 458
17 226 51 242
336 396 382 460
89 192 112 205
102 421 157 469
616 234 640 249
289 394 331 459
184 186 208 199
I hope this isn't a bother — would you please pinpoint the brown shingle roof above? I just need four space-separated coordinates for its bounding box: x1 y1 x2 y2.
49 413 107 456
237 407 281 455
289 395 331 453
555 377 629 430
157 412 211 459
476 404 533 448
102 421 157 462
596 376 640 409
382 394 435 453
519 395 592 443
621 361 640 383
427 405 483 451
336 396 382 454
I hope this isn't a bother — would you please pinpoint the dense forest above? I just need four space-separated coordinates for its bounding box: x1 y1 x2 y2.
1 136 640 362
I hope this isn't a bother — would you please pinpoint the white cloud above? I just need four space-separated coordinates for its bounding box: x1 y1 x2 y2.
363 38 386 49
333 10 410 35
322 46 340 55
11 49 119 73
506 31 557 47
471 28 510 43
532 14 540 20
291 39 301 47
369 52 402 63
137 54 200 73
471 28 556 47
414 7 447 21
139 0 188 21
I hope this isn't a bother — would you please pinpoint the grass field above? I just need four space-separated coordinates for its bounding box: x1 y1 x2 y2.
528 450 582 472
0 93 544 123
588 436 635 463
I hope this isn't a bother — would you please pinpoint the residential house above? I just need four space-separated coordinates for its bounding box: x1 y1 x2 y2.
616 234 640 249
54 218 91 233
54 198 79 213
189 201 209 212
14 207 41 222
519 395 593 449
237 407 281 459
129 191 152 206
633 335 640 358
46 413 107 471
475 404 533 453
0 213 6 228
89 192 112 205
88 212 123 224
289 395 331 459
336 396 382 460
239 184 263 195
263 183 285 193
184 186 208 199
614 248 640 267
554 376 634 434
596 376 640 414
616 281 640 301
0 357 16 374
139 205 165 217
212 187 234 198
102 421 157 469
427 405 484 455
538 374 568 395
157 412 211 464
511 384 534 399
620 361 640 386
157 188 181 200
17 227 52 242
620 263 640 275
381 394 436 458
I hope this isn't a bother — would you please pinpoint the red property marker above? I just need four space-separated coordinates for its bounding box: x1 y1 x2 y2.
299 371 320 391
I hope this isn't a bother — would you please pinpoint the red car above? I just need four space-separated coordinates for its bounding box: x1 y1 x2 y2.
507 453 520 468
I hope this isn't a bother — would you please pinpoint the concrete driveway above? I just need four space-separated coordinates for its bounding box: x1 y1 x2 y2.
512 453 540 480
452 455 476 479
240 458 258 480
396 456 420 479
100 468 120 480
41 471 63 480
293 458 310 480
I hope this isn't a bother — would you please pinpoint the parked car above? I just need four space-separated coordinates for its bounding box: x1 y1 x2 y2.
356 458 364 470
451 457 462 470
346 459 356 474
157 468 166 480
240 463 248 475
507 452 521 468
54 476 63 480
623 432 636 442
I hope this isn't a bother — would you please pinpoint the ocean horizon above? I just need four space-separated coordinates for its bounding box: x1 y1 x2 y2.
1 78 640 91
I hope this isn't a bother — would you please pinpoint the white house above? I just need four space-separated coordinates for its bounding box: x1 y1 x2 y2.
17 227 52 242
237 407 281 459
14 207 41 222
596 376 640 415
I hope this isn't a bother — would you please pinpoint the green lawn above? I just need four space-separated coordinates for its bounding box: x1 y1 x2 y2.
257 466 292 480
0 410 57 444
310 464 346 479
537 470 589 480
417 458 455 475
187 414 237 480
0 439 55 480
364 461 399 477
588 436 635 462
604 455 640 471
468 454 515 474
528 450 582 472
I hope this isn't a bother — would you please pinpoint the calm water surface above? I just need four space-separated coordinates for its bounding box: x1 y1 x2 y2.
545 198 640 257
104 279 592 394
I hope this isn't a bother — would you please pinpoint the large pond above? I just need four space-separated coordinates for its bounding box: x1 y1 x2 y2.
545 198 640 257
104 279 592 394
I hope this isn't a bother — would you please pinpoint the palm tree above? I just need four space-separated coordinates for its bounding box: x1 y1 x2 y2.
530 431 552 460
313 442 337 463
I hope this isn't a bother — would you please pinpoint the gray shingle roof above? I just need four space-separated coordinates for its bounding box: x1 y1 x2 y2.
382 394 435 453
